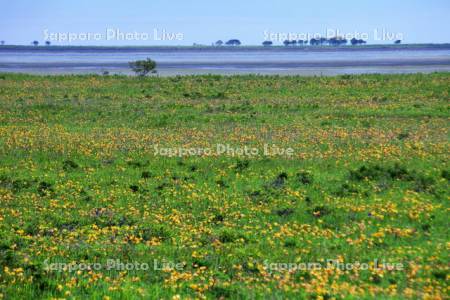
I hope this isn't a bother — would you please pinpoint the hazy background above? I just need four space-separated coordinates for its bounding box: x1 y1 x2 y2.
1 0 450 46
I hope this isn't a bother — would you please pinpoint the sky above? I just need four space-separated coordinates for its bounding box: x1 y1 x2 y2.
1 0 450 46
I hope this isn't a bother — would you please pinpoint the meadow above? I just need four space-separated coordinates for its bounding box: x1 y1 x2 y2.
0 72 448 299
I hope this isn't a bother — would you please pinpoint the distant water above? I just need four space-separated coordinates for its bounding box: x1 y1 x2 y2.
0 45 449 76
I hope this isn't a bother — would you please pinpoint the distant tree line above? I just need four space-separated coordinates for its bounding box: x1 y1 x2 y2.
208 38 400 47
0 36 402 48
215 39 241 46
282 40 308 46
262 37 371 47
30 41 52 46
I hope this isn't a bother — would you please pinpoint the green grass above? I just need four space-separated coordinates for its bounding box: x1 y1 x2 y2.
0 72 448 299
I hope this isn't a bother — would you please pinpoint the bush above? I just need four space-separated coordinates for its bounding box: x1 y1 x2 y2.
350 164 410 181
297 171 313 185
129 58 157 76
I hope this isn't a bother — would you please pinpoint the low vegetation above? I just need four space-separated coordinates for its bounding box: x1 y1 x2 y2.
0 72 448 299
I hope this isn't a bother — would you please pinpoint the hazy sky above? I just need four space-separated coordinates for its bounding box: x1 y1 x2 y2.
1 0 449 45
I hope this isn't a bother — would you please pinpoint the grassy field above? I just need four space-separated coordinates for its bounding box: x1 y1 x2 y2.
0 72 448 299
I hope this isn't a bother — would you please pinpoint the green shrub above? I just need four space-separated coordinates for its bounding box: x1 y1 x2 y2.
129 58 157 76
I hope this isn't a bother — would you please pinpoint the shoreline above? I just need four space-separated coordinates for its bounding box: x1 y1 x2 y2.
2 67 450 77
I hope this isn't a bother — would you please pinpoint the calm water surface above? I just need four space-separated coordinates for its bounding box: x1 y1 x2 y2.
0 46 449 76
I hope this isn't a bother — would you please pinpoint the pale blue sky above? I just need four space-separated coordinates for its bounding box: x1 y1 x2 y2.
1 0 449 45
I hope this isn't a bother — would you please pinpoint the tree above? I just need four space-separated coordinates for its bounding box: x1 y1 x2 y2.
284 40 298 47
225 39 241 46
45 41 51 46
0 41 4 46
262 41 273 47
328 37 347 46
351 38 366 46
32 41 39 46
395 40 402 44
215 40 224 46
129 58 157 76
